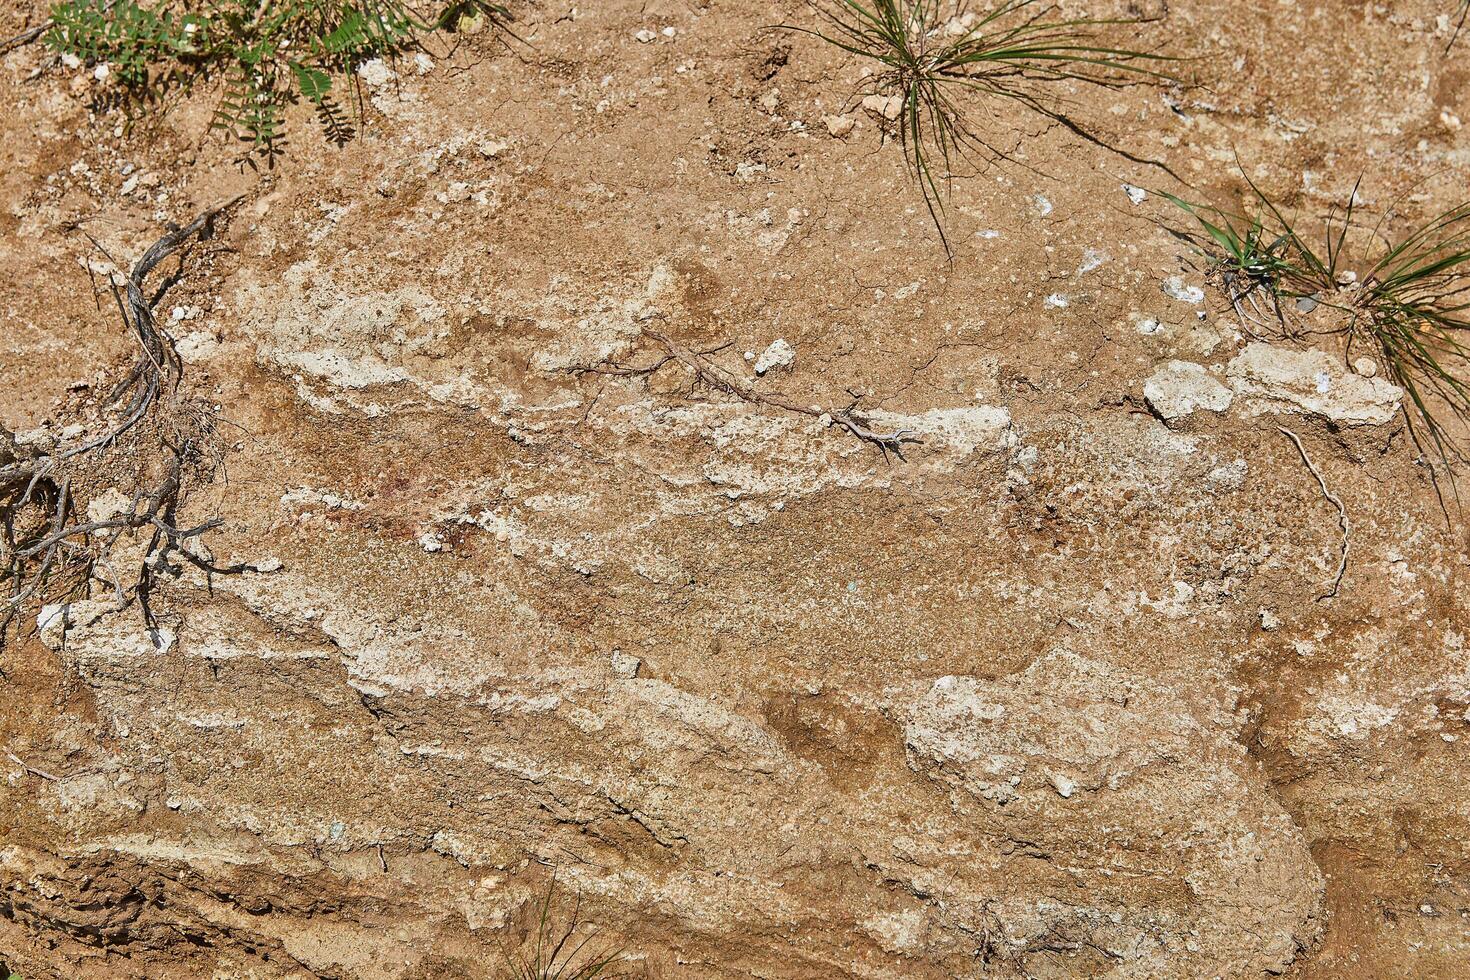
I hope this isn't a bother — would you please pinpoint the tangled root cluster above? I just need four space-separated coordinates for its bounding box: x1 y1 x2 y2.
1 201 259 654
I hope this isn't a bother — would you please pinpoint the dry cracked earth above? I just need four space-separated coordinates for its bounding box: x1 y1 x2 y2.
2 1 1470 977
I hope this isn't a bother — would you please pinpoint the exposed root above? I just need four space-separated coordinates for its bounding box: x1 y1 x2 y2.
569 327 923 461
1 198 262 656
1277 426 1349 602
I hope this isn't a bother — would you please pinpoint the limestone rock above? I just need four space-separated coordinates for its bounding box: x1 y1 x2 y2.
900 650 1326 976
822 113 855 138
861 94 903 121
752 338 794 375
1143 360 1234 421
1226 342 1403 425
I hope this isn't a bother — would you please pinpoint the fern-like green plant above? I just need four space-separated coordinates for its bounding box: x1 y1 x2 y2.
46 0 507 163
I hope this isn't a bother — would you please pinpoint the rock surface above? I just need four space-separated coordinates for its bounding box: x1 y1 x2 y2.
1 2 1468 979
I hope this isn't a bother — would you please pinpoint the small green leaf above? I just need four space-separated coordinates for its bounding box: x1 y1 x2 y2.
290 61 332 103
1198 219 1240 259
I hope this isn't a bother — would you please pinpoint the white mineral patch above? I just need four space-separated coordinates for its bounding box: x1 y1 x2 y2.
358 59 394 88
1162 276 1205 304
862 405 1013 460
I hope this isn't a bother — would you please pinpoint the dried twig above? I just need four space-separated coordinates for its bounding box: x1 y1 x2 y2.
0 21 49 55
1277 426 1349 601
568 328 922 461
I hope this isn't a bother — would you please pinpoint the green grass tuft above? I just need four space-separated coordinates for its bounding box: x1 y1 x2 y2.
45 0 508 164
502 875 627 980
1166 174 1470 482
784 0 1174 254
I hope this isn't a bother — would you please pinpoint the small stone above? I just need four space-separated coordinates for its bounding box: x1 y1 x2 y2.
1294 295 1319 314
1122 183 1148 205
734 160 767 183
1260 610 1281 631
944 12 978 35
418 532 445 553
1050 774 1076 798
661 26 677 37
1143 361 1234 421
753 338 795 375
611 650 642 678
1352 357 1378 378
93 63 110 82
477 138 510 158
634 28 657 43
823 113 855 138
860 94 903 121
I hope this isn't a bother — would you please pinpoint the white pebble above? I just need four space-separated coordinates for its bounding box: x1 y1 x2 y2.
753 338 795 375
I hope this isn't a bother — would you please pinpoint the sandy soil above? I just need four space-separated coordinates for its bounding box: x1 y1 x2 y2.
2 1 1469 977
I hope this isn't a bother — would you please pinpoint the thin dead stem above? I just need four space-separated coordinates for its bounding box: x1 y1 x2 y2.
568 328 922 461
